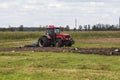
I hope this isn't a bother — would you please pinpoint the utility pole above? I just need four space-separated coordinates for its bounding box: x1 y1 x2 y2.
75 19 77 29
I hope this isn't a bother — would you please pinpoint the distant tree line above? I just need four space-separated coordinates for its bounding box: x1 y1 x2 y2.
0 25 41 32
0 24 120 32
64 24 120 31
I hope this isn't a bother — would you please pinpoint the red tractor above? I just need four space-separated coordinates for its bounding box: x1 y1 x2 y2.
38 25 74 47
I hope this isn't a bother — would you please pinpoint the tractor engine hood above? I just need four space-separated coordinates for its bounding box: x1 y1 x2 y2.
56 34 70 37
56 34 71 40
61 34 70 36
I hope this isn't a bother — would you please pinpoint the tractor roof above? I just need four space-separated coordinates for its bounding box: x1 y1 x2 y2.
47 25 59 29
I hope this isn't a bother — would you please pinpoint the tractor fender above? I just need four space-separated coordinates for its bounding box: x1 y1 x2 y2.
38 35 51 40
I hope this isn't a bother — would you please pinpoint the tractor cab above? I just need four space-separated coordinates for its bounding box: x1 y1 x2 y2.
46 25 60 35
45 25 60 41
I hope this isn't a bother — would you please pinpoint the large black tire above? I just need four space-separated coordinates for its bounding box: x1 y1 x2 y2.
65 41 72 47
38 37 50 47
55 39 63 47
66 44 72 47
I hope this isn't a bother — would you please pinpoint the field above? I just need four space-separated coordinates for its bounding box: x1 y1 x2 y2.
0 31 120 80
0 52 120 80
0 31 120 48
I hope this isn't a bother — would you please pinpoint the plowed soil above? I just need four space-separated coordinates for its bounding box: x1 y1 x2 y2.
0 47 120 56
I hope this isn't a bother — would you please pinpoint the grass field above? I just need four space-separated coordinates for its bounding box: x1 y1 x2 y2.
0 52 120 80
0 31 120 48
0 31 120 80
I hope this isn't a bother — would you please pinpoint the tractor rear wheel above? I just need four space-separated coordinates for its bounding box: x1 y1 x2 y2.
55 39 63 47
38 37 50 47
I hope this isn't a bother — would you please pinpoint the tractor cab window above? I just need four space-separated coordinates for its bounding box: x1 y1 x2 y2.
54 28 60 34
46 28 60 35
46 29 53 35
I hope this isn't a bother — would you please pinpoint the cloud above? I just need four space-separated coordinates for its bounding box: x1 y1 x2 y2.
0 3 9 8
0 2 18 8
0 0 120 28
58 0 120 2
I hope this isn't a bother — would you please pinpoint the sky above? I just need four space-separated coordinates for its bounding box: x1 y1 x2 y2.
0 0 120 28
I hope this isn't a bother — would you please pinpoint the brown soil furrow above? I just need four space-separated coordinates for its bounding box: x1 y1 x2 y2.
0 47 120 56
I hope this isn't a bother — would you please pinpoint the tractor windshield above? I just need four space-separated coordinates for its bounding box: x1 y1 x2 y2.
54 28 60 34
46 28 60 35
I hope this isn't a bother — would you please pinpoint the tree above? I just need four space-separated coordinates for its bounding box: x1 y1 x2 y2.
39 25 42 31
19 25 24 31
65 25 70 31
8 27 14 32
84 25 87 31
88 25 90 31
92 25 97 31
59 26 64 32
0 28 6 31
73 27 76 31
78 25 82 31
